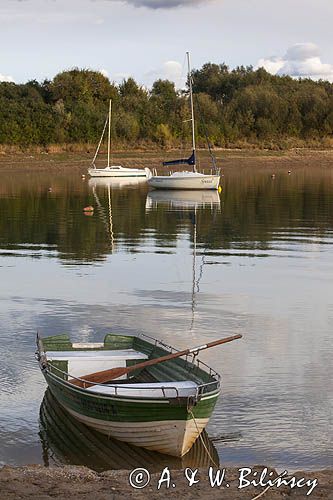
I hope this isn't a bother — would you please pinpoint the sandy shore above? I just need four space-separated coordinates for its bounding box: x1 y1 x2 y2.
0 149 333 172
0 465 332 499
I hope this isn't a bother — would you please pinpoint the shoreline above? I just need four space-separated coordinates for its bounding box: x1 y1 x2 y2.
0 149 333 173
0 464 332 499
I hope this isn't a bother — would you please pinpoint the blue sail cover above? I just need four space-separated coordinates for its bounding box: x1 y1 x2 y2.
162 150 195 167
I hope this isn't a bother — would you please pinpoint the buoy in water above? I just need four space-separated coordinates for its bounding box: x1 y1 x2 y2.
81 174 86 179
271 174 276 179
218 185 222 193
83 205 94 213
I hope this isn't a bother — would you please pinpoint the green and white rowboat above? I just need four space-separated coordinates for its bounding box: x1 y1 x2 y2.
36 332 222 457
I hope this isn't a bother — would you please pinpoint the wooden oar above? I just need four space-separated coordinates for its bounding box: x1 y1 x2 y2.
70 334 242 388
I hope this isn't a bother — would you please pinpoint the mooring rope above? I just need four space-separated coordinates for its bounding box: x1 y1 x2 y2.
189 409 219 468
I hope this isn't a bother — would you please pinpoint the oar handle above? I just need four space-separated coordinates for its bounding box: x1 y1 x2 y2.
189 334 242 354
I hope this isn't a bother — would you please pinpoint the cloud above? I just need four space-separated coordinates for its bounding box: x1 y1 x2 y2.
115 0 212 8
144 60 186 88
110 72 131 84
256 43 333 82
256 56 285 75
285 43 320 62
162 61 183 82
0 73 14 83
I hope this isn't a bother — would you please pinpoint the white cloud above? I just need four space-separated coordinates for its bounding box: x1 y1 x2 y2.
280 57 333 81
162 61 183 82
0 73 14 83
256 56 285 75
256 43 333 82
285 43 320 62
109 72 131 84
144 60 186 88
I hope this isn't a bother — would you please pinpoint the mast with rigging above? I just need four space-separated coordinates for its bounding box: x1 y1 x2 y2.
187 51 197 173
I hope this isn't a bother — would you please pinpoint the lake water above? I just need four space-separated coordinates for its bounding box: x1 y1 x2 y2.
0 165 332 471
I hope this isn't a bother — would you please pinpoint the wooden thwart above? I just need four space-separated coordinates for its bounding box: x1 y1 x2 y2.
70 334 242 389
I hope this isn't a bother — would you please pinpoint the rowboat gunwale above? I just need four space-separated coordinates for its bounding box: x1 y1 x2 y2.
44 368 220 405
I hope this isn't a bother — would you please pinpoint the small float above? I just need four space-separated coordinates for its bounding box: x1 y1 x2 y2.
83 205 94 212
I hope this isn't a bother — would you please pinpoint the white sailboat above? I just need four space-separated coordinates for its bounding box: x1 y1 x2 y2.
147 52 221 191
88 100 151 178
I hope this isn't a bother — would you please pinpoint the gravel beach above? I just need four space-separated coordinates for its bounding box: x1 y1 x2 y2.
0 465 331 499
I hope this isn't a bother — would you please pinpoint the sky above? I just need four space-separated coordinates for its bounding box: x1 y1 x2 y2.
0 0 333 85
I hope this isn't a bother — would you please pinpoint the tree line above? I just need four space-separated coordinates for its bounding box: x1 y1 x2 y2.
0 64 332 149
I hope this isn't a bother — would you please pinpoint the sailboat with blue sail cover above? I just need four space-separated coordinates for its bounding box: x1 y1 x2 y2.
147 52 221 190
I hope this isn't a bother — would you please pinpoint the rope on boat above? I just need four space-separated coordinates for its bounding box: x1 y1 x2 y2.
92 115 108 166
189 410 219 468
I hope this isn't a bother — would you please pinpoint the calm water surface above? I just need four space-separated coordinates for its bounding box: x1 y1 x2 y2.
0 166 332 470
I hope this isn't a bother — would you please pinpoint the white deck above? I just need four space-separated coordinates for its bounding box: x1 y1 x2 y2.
88 166 150 178
47 349 148 360
47 349 148 379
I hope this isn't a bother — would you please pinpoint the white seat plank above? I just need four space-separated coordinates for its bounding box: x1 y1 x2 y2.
46 349 148 361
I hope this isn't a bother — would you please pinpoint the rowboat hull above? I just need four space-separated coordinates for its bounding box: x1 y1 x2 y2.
44 370 219 457
40 388 219 470
64 406 210 457
147 173 220 190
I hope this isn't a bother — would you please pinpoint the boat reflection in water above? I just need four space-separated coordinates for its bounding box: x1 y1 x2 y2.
145 189 221 212
146 190 221 331
39 389 219 472
88 176 148 190
88 176 148 253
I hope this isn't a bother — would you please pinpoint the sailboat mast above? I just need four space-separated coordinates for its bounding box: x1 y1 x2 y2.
186 51 196 173
107 99 112 168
